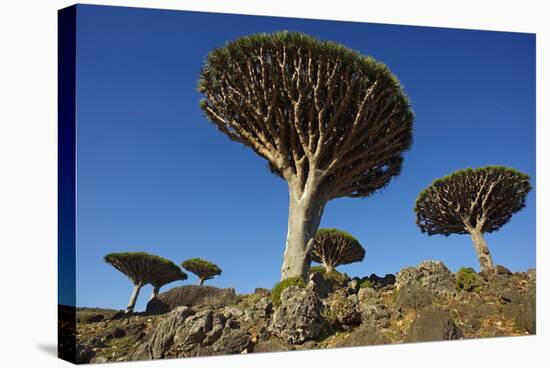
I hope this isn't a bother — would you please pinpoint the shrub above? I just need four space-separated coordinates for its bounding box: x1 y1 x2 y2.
271 277 306 306
359 279 375 289
324 270 350 287
456 267 479 292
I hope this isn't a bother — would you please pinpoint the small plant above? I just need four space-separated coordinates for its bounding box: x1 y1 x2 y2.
324 270 350 287
181 258 222 285
271 277 306 306
359 279 375 289
309 265 327 275
311 229 366 273
323 290 361 326
456 267 479 292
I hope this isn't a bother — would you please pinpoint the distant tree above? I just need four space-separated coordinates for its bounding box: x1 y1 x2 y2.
198 31 413 280
104 252 182 313
311 228 365 273
149 263 187 300
414 166 531 273
181 258 222 285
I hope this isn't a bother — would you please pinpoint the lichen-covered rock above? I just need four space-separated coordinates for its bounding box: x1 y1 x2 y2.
243 296 272 322
211 329 251 354
324 291 362 328
269 286 325 344
405 306 463 342
359 301 391 328
396 260 455 297
253 338 291 353
357 286 377 303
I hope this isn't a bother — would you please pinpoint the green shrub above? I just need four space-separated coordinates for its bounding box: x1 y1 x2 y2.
359 279 374 289
456 267 478 292
324 270 350 287
309 265 327 275
271 277 306 306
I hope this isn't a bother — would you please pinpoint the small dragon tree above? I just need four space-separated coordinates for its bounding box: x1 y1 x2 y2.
149 263 187 300
414 166 531 273
181 258 222 285
311 228 365 273
104 252 182 313
199 31 413 280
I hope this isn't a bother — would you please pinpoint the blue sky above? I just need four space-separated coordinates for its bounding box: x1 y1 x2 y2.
72 5 535 310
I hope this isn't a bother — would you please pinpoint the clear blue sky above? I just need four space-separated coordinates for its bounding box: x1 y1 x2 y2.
72 4 535 310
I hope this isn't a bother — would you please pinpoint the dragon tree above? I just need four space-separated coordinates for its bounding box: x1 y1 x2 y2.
199 31 413 280
181 258 222 285
149 262 187 300
311 228 365 273
414 166 531 273
104 252 183 313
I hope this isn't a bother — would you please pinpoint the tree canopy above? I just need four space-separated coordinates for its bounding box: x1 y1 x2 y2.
198 31 413 200
104 252 181 286
181 258 222 285
311 228 365 272
415 166 531 236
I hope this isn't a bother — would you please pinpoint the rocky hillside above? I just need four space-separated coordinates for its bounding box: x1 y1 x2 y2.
73 261 536 364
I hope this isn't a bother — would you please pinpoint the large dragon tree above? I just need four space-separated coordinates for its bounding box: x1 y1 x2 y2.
414 166 531 273
149 263 187 300
104 252 184 312
199 31 413 280
311 228 365 273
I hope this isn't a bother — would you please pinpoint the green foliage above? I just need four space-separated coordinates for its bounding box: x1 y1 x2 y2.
316 228 359 243
359 279 375 289
271 277 306 306
456 267 479 292
104 252 185 285
181 258 222 283
324 270 350 287
308 265 327 275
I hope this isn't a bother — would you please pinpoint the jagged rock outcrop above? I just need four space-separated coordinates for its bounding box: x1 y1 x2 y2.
146 285 238 314
396 260 455 297
269 286 326 344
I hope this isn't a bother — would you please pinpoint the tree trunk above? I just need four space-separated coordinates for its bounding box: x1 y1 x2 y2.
149 285 160 301
323 263 334 274
199 278 205 286
469 228 495 273
281 186 326 280
126 282 143 313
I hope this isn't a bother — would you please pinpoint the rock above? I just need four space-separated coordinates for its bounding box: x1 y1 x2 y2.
254 288 270 297
211 329 251 354
131 306 195 359
357 287 377 303
495 265 513 275
405 307 463 342
269 286 325 344
324 291 362 328
80 314 104 324
146 285 238 314
519 289 536 334
396 261 455 297
223 306 244 319
76 344 95 364
243 297 272 322
395 284 433 311
526 269 536 282
295 340 317 350
253 339 290 353
369 273 396 289
90 356 108 364
359 302 391 327
334 326 390 347
308 272 332 298
104 327 126 340
347 279 360 294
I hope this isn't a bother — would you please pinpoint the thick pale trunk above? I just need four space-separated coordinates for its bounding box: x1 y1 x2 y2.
323 263 335 274
150 286 160 301
469 228 495 273
126 282 143 313
281 186 325 280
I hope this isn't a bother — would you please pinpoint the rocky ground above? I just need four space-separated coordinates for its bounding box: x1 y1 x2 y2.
72 261 536 364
